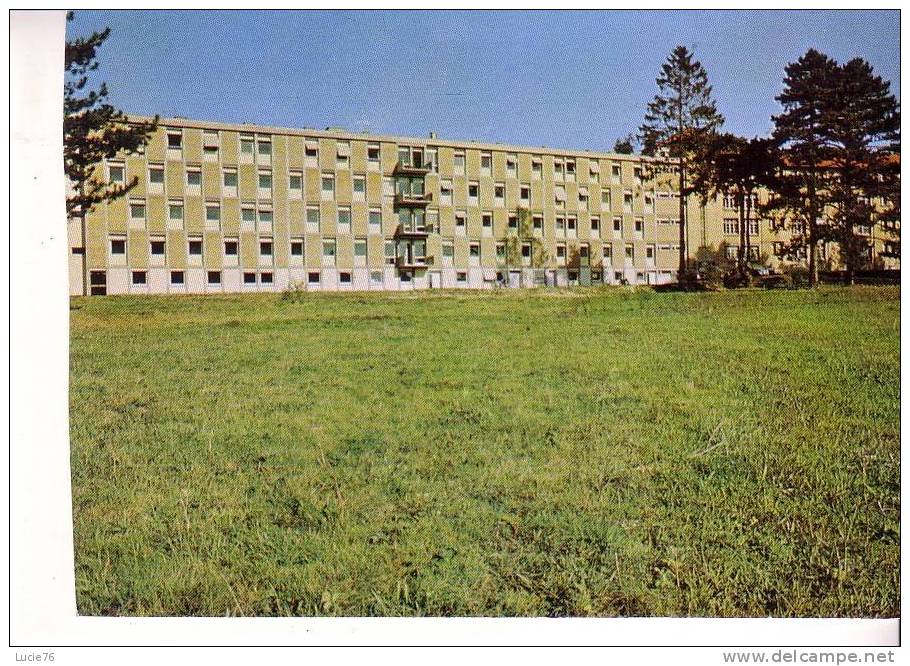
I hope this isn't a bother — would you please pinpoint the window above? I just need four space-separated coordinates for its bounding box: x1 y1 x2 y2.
188 238 203 255
129 201 146 220
368 209 382 233
723 194 737 209
336 141 350 167
257 138 272 157
206 203 221 223
644 192 654 211
337 206 352 232
481 152 492 176
224 239 238 256
613 217 622 233
354 237 367 257
567 217 577 234
306 206 320 232
260 239 273 256
482 212 493 234
385 240 396 265
494 183 505 205
108 162 124 183
168 201 184 222
589 161 601 180
625 244 634 260
554 160 564 179
453 152 465 175
370 271 383 285
241 206 256 225
258 171 272 190
634 166 642 186
506 154 517 177
426 147 438 172
591 217 600 233
520 184 530 203
204 145 218 160
533 215 543 233
603 245 613 260
240 135 254 157
556 243 566 262
532 157 542 179
167 131 182 149
305 141 319 167
308 272 321 284
456 272 467 283
148 165 164 185
442 242 454 260
110 238 126 255
455 212 467 234
186 167 201 187
623 191 633 213
521 242 532 260
440 179 453 205
150 239 165 256
258 209 273 227
339 272 352 284
322 238 336 263
207 271 222 285
243 272 257 285
496 242 506 261
469 242 480 258
611 164 621 183
565 160 576 180
578 187 588 205
223 168 238 188
291 239 304 256
602 190 611 208
353 175 366 200
508 214 518 232
367 143 380 165
261 272 274 285
555 216 565 235
170 271 184 285
321 173 335 199
131 271 147 286
468 181 479 204
289 172 303 191
724 218 739 235
554 185 566 204
634 218 644 235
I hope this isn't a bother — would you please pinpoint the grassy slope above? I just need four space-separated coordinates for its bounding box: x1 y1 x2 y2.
69 287 900 617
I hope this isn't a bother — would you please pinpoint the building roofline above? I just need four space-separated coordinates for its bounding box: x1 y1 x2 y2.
128 114 651 163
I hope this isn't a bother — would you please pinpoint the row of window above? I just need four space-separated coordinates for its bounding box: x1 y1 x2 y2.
109 161 667 210
156 128 651 182
124 200 671 238
105 235 666 265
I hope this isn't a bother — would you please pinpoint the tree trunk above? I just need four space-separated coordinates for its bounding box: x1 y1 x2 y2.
678 161 687 277
744 193 753 280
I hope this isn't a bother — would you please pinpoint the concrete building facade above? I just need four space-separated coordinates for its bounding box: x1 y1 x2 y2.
69 116 899 295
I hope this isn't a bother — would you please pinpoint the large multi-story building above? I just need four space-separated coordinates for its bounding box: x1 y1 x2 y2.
68 116 899 295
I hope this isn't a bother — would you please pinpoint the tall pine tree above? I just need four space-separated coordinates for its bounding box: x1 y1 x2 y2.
639 45 724 280
64 11 157 220
825 58 900 283
770 49 840 286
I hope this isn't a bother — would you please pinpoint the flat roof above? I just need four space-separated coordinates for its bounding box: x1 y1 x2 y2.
129 114 650 163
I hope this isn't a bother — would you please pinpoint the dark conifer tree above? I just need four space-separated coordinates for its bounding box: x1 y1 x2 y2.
640 45 724 279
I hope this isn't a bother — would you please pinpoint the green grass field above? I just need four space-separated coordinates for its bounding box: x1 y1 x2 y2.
69 286 900 617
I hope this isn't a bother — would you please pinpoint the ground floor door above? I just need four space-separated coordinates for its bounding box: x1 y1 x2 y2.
89 270 107 296
429 271 441 288
508 271 521 288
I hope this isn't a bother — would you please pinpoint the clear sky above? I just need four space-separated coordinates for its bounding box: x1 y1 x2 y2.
67 9 900 153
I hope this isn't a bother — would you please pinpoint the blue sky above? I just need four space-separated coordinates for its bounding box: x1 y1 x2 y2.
67 10 900 153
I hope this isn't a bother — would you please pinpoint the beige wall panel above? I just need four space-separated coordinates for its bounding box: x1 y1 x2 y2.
168 230 187 269
185 198 204 233
202 163 220 199
107 199 127 233
183 129 203 163
221 131 239 165
125 157 147 196
351 203 369 235
145 131 166 162
319 139 336 171
146 195 166 233
285 136 304 170
335 171 352 204
221 199 240 235
320 202 338 235
165 162 184 196
336 236 354 269
203 231 222 266
381 142 398 172
238 164 256 199
437 146 454 178
128 230 149 268
239 232 257 267
288 200 304 235
351 141 367 172
305 235 322 265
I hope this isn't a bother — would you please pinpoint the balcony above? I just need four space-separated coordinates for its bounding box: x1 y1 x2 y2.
396 255 430 270
394 191 433 207
394 223 430 238
394 160 433 176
